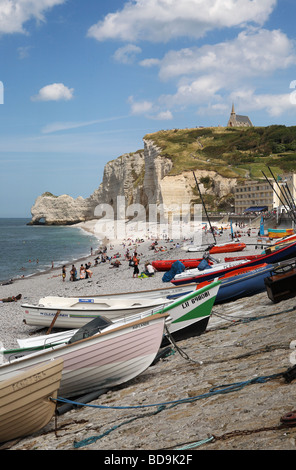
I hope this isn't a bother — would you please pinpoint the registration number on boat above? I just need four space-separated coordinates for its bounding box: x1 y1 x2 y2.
182 290 210 309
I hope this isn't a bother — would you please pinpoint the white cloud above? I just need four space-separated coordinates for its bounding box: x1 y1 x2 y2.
88 0 276 43
143 28 296 118
31 83 74 102
128 96 154 115
113 44 142 64
229 89 295 117
0 0 66 35
153 110 173 120
139 58 161 68
157 29 296 82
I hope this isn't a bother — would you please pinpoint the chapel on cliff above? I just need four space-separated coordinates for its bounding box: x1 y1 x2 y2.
227 104 253 127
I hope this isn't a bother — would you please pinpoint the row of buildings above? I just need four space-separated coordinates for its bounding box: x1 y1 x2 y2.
234 173 296 214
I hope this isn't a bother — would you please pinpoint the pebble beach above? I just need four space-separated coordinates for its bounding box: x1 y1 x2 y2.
1 220 296 452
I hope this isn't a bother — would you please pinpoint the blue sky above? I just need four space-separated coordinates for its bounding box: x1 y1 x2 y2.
1 0 296 217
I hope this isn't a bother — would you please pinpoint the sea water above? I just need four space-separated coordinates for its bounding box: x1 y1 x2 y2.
0 218 99 282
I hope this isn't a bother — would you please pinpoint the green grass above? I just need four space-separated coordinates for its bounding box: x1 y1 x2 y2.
144 125 296 181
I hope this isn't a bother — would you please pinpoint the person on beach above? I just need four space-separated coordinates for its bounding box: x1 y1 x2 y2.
132 252 140 278
70 265 77 281
80 264 85 279
144 262 155 277
62 265 66 282
85 263 92 278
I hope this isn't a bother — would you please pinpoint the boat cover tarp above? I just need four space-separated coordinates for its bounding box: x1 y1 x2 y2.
162 261 185 283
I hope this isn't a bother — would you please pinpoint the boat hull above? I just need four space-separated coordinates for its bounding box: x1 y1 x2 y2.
186 242 245 253
152 258 204 271
162 282 219 341
212 264 273 304
0 314 167 398
209 242 246 254
0 359 63 443
22 298 169 329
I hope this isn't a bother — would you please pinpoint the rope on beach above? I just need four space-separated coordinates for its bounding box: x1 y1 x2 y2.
211 305 296 327
164 325 203 365
52 370 285 448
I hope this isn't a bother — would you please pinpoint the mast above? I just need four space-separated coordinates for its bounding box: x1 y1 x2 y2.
268 166 296 224
193 171 217 244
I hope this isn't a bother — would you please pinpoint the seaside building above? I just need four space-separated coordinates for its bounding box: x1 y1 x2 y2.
234 173 296 213
227 104 253 127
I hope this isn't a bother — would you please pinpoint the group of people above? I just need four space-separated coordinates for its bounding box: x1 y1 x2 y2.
129 252 155 278
62 262 93 282
61 243 156 282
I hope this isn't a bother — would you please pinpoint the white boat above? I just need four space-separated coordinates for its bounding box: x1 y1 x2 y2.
4 283 220 360
0 312 168 399
21 282 207 329
0 358 63 443
173 260 248 281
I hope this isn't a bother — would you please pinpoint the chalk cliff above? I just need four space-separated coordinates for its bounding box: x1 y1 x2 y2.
30 139 237 225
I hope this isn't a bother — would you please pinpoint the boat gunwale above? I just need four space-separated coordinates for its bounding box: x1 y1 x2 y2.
0 313 168 371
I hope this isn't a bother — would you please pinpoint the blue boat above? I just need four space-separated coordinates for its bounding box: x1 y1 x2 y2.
171 241 296 286
212 264 274 304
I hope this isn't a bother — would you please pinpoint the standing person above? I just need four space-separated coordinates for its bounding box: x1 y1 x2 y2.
85 263 93 278
70 265 77 281
132 252 139 278
62 265 66 282
80 264 85 279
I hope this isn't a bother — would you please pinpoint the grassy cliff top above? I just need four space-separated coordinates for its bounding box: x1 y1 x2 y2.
144 125 296 180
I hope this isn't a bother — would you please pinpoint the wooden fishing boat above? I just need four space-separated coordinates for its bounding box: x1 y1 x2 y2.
0 358 63 443
21 276 220 330
264 258 296 303
0 312 168 399
9 284 220 359
22 294 172 329
171 241 296 285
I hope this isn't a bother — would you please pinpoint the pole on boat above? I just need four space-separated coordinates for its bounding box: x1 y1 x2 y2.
267 167 296 224
268 166 294 215
261 170 296 225
192 171 217 245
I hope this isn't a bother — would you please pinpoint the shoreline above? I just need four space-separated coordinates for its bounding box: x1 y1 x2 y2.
0 219 260 349
0 221 102 285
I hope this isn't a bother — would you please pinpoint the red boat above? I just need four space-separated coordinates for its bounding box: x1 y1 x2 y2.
225 254 262 262
152 258 210 272
152 243 246 271
209 242 246 254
